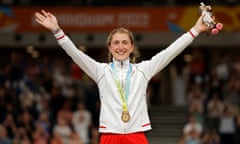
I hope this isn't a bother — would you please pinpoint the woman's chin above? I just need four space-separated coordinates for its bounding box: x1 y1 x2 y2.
113 55 127 61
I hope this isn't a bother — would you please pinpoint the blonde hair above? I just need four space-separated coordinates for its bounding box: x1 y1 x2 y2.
106 27 139 63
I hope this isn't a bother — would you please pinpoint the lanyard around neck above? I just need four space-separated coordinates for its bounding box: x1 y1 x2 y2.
111 62 132 112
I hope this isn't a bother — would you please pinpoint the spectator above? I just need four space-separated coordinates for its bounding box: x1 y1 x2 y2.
32 123 49 144
219 106 236 144
17 110 35 140
183 114 203 138
72 102 92 144
35 112 50 135
206 92 224 132
57 99 73 125
224 75 240 115
189 95 204 127
188 48 205 85
52 116 73 144
186 84 205 106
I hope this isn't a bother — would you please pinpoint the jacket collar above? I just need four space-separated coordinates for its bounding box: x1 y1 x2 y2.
112 58 130 71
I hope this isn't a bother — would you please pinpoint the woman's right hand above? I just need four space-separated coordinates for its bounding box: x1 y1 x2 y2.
35 10 60 32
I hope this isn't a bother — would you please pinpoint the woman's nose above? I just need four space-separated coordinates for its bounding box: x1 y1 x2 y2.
118 43 125 49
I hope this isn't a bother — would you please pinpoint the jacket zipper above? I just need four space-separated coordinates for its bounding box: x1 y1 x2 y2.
121 61 124 89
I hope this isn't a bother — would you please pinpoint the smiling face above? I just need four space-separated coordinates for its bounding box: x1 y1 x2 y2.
107 27 135 62
108 33 134 61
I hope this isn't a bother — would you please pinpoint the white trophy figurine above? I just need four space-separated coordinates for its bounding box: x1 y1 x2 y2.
200 2 223 35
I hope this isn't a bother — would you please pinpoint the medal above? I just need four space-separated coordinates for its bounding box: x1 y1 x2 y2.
121 111 130 123
111 62 132 123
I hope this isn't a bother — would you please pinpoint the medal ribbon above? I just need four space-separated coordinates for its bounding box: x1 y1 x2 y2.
111 62 132 112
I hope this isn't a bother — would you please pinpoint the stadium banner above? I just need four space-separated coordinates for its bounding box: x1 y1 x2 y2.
0 6 239 33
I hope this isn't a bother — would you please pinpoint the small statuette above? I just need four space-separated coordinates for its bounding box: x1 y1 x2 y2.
199 2 223 35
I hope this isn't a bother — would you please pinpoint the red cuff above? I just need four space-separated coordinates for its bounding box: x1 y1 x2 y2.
189 30 196 38
188 28 199 38
56 35 65 40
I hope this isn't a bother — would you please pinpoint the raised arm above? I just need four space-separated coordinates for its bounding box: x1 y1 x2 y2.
139 5 218 79
35 10 102 82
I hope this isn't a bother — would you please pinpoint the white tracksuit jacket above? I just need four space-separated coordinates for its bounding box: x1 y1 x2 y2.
54 29 198 134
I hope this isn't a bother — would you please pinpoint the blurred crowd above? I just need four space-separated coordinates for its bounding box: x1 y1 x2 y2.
0 45 239 144
176 48 240 144
0 50 101 144
0 0 239 6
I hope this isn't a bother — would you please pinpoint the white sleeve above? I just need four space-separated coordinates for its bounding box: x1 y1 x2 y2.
138 30 197 80
54 30 102 82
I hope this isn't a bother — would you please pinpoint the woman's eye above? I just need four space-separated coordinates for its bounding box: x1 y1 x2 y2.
122 41 129 45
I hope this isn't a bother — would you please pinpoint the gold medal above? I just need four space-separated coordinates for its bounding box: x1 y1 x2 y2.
121 111 130 123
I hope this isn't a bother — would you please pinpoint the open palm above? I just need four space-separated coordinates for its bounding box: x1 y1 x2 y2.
35 10 59 32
